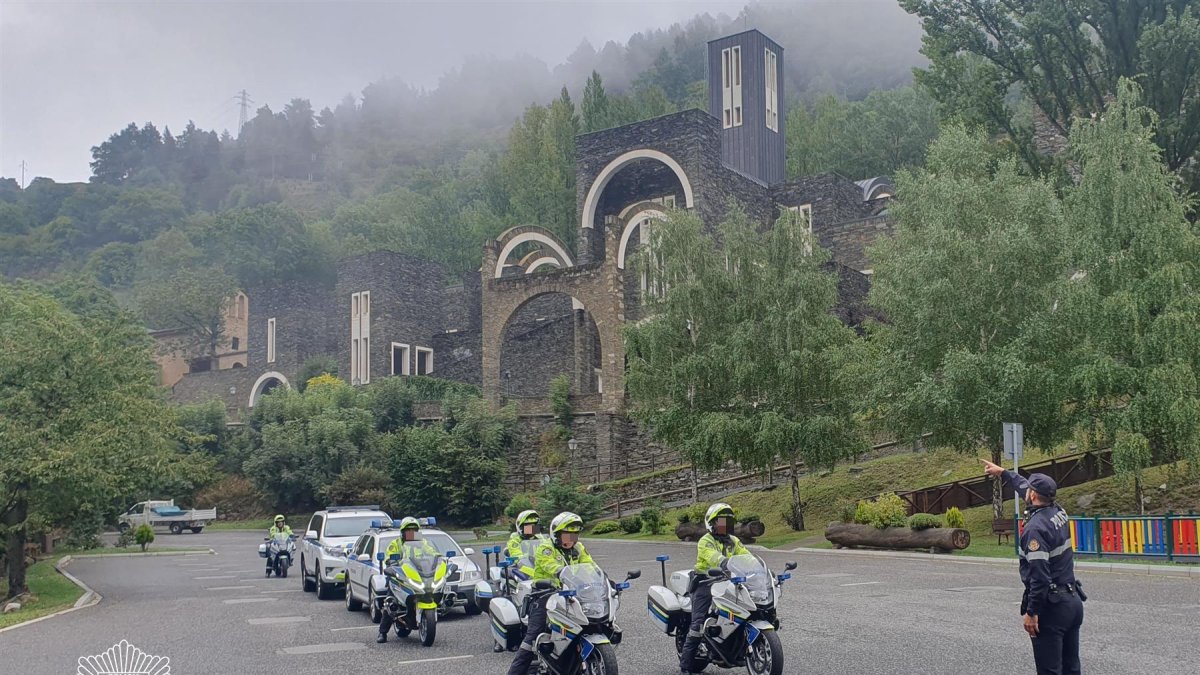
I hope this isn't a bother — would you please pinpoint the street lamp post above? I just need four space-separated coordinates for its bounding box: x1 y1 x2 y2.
567 438 578 482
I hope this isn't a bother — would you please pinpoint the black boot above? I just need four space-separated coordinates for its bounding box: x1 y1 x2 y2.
679 630 703 673
375 632 387 643
506 645 537 675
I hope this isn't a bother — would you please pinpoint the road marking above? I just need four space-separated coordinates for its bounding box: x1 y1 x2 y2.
279 643 365 655
808 573 853 578
248 616 311 625
185 567 221 572
330 625 376 632
207 585 257 591
261 589 301 594
194 575 236 580
840 581 882 587
396 655 475 666
945 586 1014 592
224 598 277 604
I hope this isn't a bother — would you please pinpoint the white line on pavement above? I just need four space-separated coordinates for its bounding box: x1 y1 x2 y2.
194 575 236 580
809 573 853 578
840 581 882 587
248 616 311 625
396 655 475 666
330 625 376 631
261 589 301 594
206 585 257 591
279 643 365 655
224 598 277 604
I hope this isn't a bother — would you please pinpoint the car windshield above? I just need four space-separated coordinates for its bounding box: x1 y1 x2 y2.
324 516 385 538
421 532 461 557
726 554 771 603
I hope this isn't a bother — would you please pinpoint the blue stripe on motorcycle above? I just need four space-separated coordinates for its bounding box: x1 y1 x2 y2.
746 624 760 645
579 639 595 662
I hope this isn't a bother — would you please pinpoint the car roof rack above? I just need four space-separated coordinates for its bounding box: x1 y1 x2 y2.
326 505 381 513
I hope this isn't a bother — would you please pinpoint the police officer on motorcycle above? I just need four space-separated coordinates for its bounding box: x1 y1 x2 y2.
680 503 750 675
266 515 292 572
377 517 439 643
983 459 1086 675
506 511 594 675
507 509 543 579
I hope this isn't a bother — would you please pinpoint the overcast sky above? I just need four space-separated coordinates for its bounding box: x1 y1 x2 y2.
0 0 748 184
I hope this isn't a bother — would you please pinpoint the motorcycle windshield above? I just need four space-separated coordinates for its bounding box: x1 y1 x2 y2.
270 534 291 546
560 563 609 621
727 554 772 605
516 538 541 569
403 544 442 577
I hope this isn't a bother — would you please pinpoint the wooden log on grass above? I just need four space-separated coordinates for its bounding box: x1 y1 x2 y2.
675 520 766 543
824 522 970 552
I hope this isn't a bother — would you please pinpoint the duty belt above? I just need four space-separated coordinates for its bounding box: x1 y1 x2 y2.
1048 583 1076 594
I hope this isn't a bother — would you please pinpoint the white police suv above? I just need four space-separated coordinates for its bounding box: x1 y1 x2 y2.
299 505 391 600
343 517 484 621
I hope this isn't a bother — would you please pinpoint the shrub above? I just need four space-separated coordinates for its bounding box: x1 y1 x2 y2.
737 512 762 525
322 466 392 513
619 516 642 534
116 528 136 549
907 513 944 530
472 527 488 540
592 520 621 534
504 493 536 521
65 508 105 550
676 510 691 524
134 524 155 552
836 501 857 524
195 475 267 521
640 501 666 535
945 506 966 529
537 478 606 523
854 493 909 529
296 356 338 392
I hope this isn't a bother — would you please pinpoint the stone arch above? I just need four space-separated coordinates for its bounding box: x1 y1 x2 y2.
616 204 669 270
493 226 575 279
497 291 602 397
249 371 290 407
581 149 695 231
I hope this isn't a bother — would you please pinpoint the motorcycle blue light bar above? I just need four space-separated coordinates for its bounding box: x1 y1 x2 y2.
498 560 511 569
558 590 577 597
370 520 381 529
446 550 456 558
731 576 746 584
656 555 670 562
616 582 630 590
376 552 385 561
777 573 791 581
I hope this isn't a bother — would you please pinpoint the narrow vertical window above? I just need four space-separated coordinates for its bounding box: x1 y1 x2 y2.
731 46 742 127
416 347 433 376
350 291 371 384
765 48 778 132
721 48 733 129
266 318 276 363
361 336 370 384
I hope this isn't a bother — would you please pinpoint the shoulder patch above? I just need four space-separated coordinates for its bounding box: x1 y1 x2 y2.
1027 538 1040 552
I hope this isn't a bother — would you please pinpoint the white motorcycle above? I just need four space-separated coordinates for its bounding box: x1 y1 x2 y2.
646 553 795 675
259 534 296 578
490 562 639 675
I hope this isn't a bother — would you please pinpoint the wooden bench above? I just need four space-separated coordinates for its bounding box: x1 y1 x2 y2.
992 518 1015 544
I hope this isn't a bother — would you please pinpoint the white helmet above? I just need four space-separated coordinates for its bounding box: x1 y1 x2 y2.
705 503 735 535
550 511 584 543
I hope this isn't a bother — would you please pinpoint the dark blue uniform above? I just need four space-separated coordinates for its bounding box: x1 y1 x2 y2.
1006 470 1085 675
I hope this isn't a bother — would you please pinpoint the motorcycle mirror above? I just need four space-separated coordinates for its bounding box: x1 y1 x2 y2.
785 561 797 571
263 537 269 541
464 547 476 556
625 570 641 580
707 568 724 578
534 580 554 591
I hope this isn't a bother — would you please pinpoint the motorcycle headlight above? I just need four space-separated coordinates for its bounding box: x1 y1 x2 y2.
581 599 608 620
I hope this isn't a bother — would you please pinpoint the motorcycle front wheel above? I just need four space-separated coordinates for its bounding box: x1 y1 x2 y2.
745 630 783 675
419 608 437 646
584 642 618 675
277 560 288 578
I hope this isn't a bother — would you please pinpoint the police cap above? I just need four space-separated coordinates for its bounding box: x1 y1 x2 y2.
1028 473 1057 500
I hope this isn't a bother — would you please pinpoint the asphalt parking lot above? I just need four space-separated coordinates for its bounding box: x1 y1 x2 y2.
0 530 1195 674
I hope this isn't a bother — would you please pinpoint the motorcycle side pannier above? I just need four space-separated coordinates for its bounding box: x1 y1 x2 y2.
647 585 683 633
258 543 268 558
487 596 523 651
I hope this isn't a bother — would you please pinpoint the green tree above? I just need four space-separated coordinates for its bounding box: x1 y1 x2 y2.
865 125 1072 518
581 71 613 133
1056 81 1200 490
135 266 239 363
625 206 865 531
1 284 178 598
902 0 1200 184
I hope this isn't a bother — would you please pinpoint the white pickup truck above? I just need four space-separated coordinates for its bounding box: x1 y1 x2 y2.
117 500 217 535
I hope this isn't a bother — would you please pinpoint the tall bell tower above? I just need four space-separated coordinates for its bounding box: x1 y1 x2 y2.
707 30 786 185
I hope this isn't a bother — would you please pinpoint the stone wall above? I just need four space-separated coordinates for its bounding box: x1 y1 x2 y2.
817 214 894 273
772 173 876 227
336 251 450 381
431 329 482 386
170 366 267 420
246 281 339 376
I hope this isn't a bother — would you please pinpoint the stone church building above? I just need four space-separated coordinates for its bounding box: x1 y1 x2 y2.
166 29 894 485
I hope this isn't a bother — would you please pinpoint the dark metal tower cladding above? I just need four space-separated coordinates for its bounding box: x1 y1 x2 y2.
707 30 786 185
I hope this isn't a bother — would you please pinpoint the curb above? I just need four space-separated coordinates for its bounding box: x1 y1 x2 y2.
65 548 216 559
0 556 102 634
773 545 1200 578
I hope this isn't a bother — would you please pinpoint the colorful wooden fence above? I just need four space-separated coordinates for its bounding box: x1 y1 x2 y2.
1021 513 1200 561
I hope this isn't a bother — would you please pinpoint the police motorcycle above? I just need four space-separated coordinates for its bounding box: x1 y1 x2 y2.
646 553 796 675
475 537 543 618
259 533 296 578
493 561 640 675
375 542 457 647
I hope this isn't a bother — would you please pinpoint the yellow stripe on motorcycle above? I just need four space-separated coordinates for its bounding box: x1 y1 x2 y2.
417 601 438 610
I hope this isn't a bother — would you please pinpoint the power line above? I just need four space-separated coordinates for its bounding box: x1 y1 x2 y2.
235 89 254 136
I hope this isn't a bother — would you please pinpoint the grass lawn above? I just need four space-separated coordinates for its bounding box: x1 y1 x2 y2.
0 558 85 630
207 513 314 531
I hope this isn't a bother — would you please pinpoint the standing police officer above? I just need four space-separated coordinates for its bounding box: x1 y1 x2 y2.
983 459 1086 675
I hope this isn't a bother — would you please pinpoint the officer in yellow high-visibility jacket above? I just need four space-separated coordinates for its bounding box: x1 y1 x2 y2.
265 515 293 573
680 503 749 674
506 511 594 675
506 509 544 580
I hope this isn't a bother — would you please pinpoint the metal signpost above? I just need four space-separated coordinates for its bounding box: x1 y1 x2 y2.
1003 422 1025 555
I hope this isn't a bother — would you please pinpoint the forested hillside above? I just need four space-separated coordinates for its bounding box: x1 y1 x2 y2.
0 2 929 324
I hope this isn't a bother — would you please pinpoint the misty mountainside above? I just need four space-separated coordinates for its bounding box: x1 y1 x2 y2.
0 1 929 315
